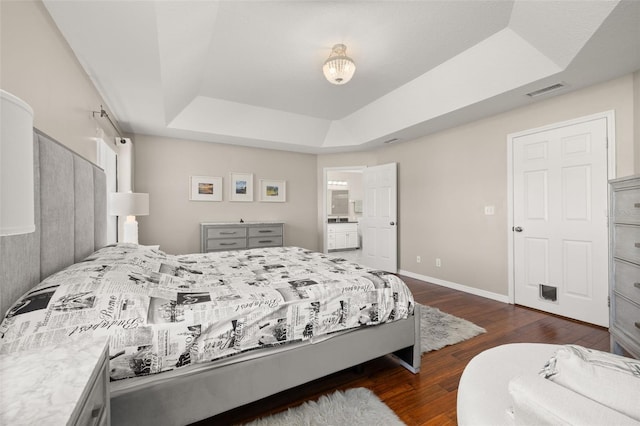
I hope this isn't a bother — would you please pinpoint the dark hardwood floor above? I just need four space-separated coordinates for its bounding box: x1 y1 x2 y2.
197 275 610 425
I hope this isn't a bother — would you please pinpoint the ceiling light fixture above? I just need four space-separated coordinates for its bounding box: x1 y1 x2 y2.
323 44 356 85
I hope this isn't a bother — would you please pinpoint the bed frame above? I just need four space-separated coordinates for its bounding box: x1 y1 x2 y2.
0 130 421 425
111 307 420 425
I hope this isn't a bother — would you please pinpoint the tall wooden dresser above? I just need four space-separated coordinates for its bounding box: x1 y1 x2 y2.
200 222 284 253
609 174 640 358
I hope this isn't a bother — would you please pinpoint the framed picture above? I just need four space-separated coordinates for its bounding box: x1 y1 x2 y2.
190 176 223 201
230 172 253 202
259 179 286 202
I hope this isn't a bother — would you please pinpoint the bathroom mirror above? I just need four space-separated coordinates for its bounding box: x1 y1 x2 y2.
330 190 349 215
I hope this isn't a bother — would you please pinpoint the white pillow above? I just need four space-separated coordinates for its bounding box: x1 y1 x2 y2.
540 345 640 421
509 373 640 426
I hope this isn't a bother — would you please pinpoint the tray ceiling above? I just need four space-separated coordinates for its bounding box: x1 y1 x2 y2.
43 0 640 153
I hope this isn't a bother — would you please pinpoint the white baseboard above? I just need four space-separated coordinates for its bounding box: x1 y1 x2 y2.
398 269 510 304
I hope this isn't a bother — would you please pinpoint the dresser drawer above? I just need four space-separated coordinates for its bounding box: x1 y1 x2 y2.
74 350 109 426
206 238 247 251
328 223 358 233
611 295 640 343
327 233 336 250
206 227 247 239
248 225 282 238
201 222 284 252
613 225 640 264
613 259 640 304
614 186 640 225
248 236 283 248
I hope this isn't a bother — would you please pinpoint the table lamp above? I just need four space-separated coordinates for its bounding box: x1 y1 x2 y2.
109 192 149 244
1 90 35 236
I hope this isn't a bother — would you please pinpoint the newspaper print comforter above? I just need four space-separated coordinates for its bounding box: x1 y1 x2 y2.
0 244 414 381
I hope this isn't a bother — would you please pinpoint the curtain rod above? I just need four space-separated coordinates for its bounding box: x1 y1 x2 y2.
92 105 125 141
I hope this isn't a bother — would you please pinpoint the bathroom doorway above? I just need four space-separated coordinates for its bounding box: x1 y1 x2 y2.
323 166 365 263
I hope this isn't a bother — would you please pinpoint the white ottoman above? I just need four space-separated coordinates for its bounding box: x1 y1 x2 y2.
456 343 559 426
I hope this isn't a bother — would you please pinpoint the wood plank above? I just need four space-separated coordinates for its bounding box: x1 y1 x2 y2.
195 275 610 425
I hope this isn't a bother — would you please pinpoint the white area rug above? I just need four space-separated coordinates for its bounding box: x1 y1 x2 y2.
242 388 404 426
419 303 486 353
241 307 483 425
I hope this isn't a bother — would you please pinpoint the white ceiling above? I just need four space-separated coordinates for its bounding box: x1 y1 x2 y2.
43 0 640 153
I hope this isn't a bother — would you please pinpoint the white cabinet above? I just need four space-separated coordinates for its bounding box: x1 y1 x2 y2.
328 222 359 251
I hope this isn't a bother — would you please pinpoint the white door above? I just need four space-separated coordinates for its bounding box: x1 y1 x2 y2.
512 117 609 326
361 163 398 272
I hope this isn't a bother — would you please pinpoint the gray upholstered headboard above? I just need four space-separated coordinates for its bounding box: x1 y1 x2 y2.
0 129 107 316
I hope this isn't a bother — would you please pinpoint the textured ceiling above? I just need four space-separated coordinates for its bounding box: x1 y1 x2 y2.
43 0 640 153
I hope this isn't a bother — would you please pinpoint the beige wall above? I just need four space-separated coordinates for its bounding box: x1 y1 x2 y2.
134 134 318 254
634 70 640 172
0 0 119 164
318 74 638 297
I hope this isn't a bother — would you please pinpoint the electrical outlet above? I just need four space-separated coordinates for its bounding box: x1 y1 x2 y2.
435 258 441 267
416 256 421 263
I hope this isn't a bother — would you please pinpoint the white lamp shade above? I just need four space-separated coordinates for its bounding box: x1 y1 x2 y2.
109 192 149 217
1 90 35 236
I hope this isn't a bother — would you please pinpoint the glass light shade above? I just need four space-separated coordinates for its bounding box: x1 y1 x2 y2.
1 90 35 236
109 192 149 217
323 44 356 85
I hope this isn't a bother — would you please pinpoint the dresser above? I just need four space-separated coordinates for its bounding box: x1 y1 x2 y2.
200 222 284 252
327 222 359 251
609 174 640 359
0 338 110 425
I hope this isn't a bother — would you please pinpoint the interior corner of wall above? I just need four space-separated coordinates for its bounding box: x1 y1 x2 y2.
322 119 359 148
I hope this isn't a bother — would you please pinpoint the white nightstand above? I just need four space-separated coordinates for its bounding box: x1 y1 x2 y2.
0 337 110 425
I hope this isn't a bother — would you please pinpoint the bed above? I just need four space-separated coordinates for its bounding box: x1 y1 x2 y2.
0 130 420 425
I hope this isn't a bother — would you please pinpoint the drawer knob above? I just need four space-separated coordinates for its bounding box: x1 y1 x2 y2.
259 240 273 243
635 283 640 289
635 203 640 208
258 230 273 233
636 243 640 248
636 322 640 330
91 405 103 418
220 231 237 235
220 242 237 246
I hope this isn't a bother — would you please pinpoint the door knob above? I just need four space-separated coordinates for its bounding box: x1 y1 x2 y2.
513 226 523 232
390 221 395 226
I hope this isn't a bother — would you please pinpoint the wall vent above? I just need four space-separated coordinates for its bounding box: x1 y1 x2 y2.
526 83 566 98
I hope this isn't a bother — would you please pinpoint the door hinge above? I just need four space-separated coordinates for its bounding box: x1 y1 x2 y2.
608 296 610 307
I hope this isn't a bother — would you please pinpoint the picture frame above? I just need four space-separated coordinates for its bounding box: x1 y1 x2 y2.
259 179 286 202
230 172 253 202
190 176 223 201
